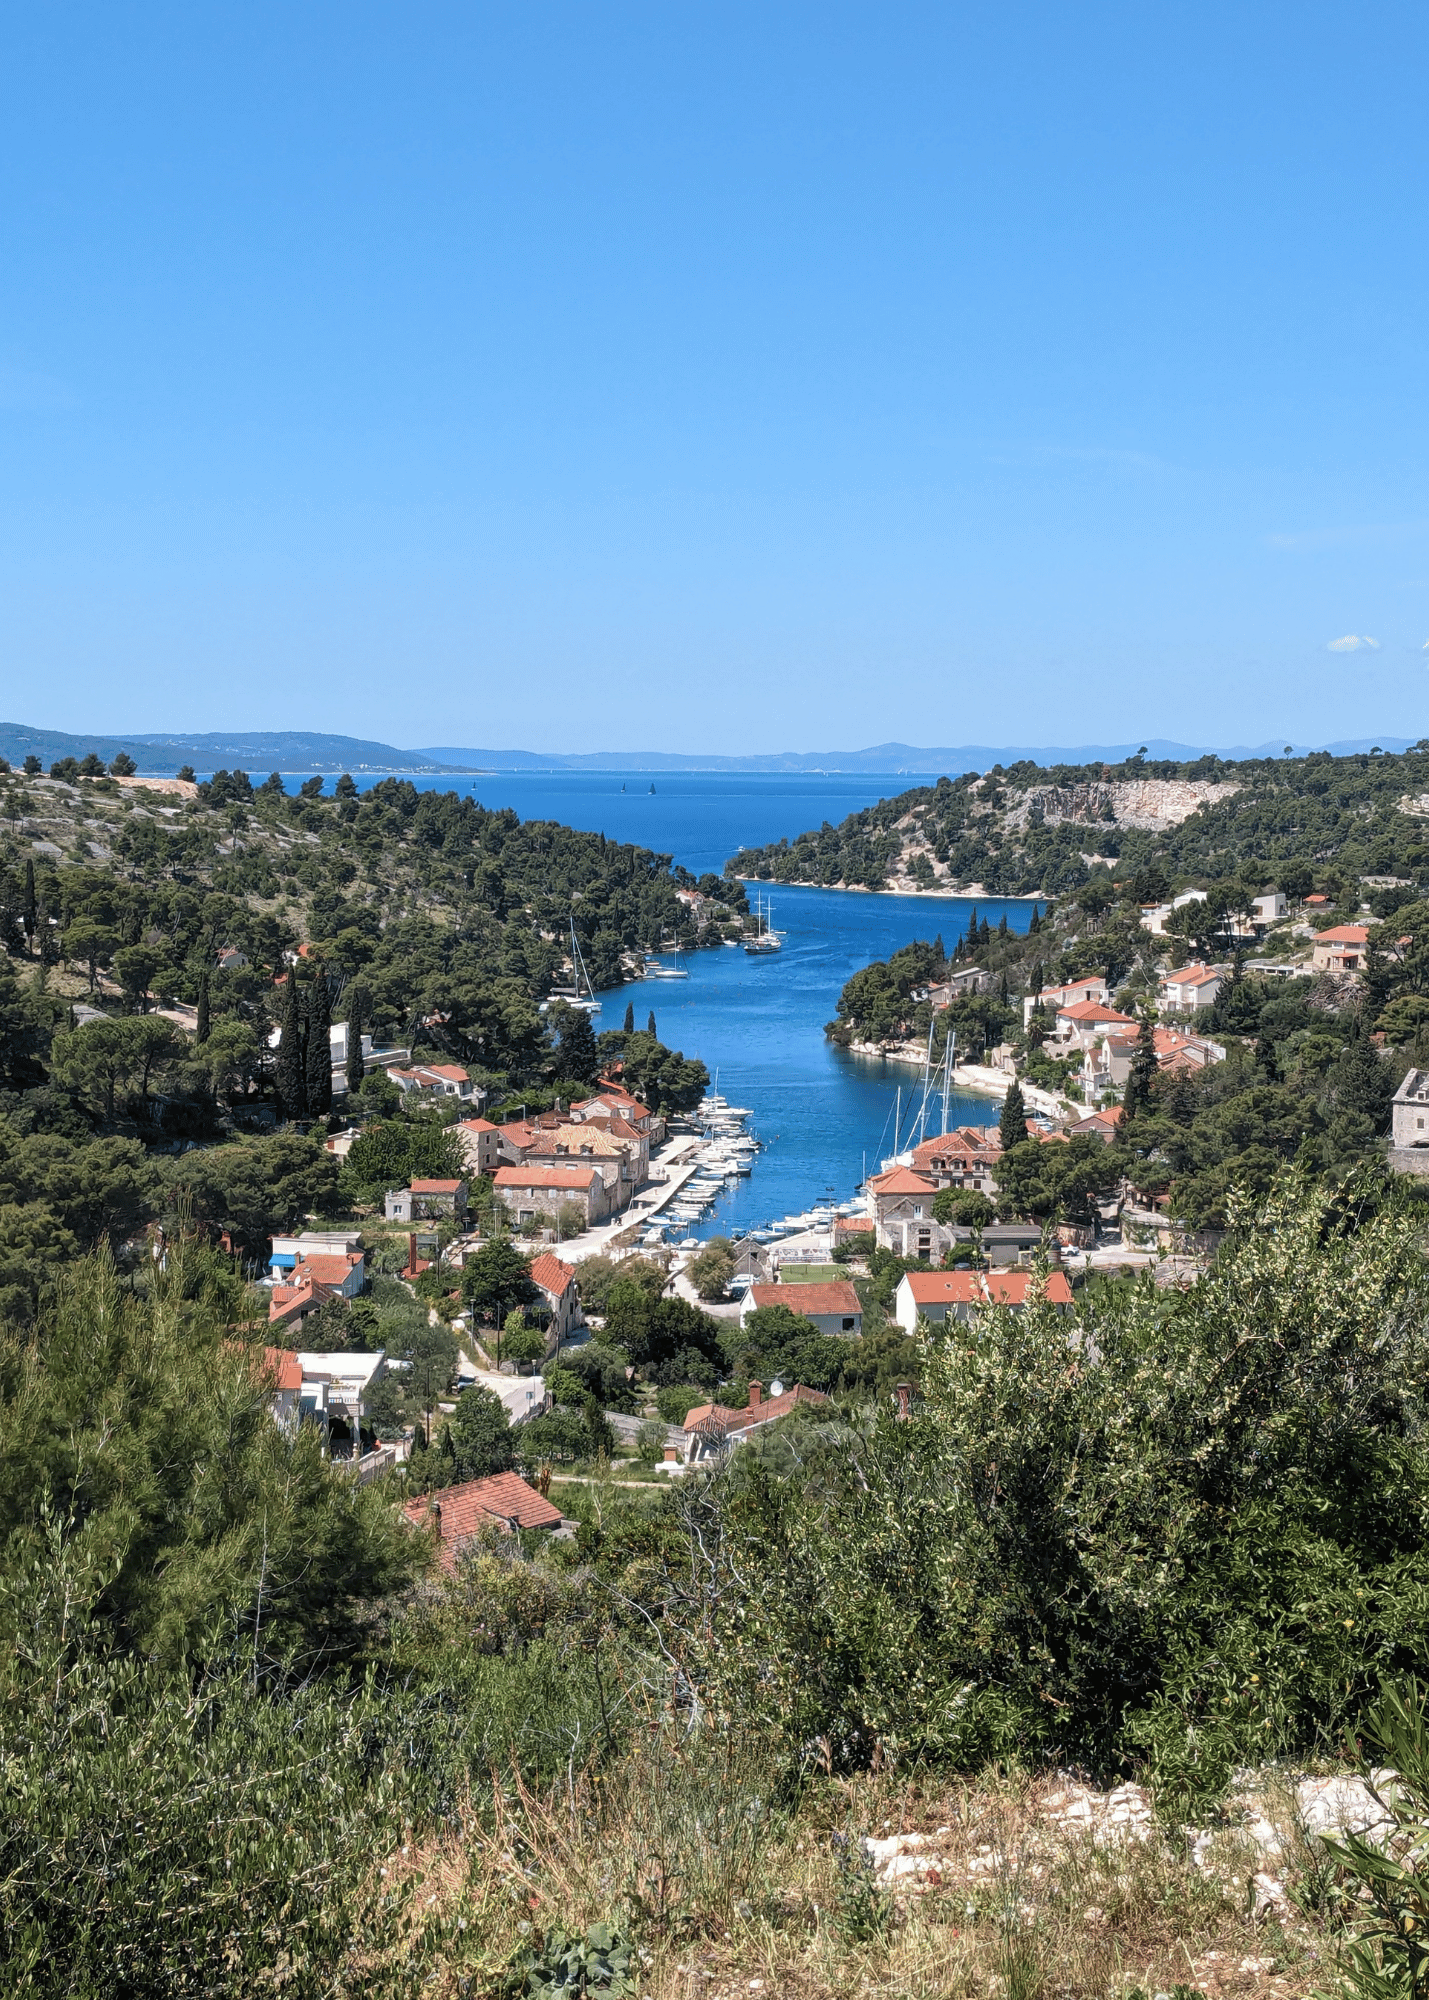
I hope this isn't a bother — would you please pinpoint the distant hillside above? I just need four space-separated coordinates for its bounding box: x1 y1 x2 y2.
419 737 1420 774
0 724 467 775
730 745 1429 896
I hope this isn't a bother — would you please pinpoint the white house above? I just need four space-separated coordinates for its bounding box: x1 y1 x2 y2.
740 1280 863 1336
893 1268 1074 1333
1159 964 1227 1011
1139 890 1209 937
1023 977 1109 1026
1391 1069 1429 1176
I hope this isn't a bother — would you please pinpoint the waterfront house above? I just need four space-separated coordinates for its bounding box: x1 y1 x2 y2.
404 1474 564 1571
906 1127 1001 1196
493 1162 611 1228
918 967 993 1006
384 1179 469 1225
1158 964 1227 1012
681 1380 830 1463
740 1280 862 1336
1311 924 1370 973
893 1267 1073 1332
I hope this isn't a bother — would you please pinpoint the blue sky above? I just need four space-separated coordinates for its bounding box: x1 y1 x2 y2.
1 2 1426 754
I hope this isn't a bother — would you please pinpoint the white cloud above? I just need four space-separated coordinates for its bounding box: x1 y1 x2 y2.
1327 634 1380 652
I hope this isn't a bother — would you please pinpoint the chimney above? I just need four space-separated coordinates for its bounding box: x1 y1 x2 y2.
431 1500 443 1539
895 1380 913 1421
748 1380 762 1409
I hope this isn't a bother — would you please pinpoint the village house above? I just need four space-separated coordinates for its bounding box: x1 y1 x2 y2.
977 1220 1054 1266
740 1280 863 1336
906 1126 1002 1195
528 1122 641 1207
681 1380 830 1463
1138 890 1208 938
455 1116 503 1176
868 1166 944 1260
917 966 994 1006
893 1267 1074 1332
493 1161 611 1228
1158 964 1228 1011
1022 976 1109 1026
259 1346 303 1427
1050 998 1139 1051
384 1178 469 1225
293 1348 387 1457
388 1062 483 1105
403 1473 564 1570
1311 924 1371 973
528 1250 583 1350
269 1228 364 1277
215 945 248 972
1390 1069 1429 1176
1066 1106 1126 1144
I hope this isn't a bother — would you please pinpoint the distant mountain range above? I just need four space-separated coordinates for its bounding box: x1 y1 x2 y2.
417 738 1423 773
0 722 1420 778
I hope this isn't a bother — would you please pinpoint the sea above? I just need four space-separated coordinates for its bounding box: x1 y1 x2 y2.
264 769 1039 1233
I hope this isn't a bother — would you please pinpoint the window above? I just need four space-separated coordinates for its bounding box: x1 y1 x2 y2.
913 1205 923 1219
841 1316 856 1332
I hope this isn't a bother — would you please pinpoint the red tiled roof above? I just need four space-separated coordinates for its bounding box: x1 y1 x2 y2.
868 1167 938 1196
835 1215 875 1236
529 1251 576 1296
1056 1000 1137 1024
1315 924 1370 945
421 1064 470 1084
494 1163 599 1189
411 1178 465 1193
683 1383 829 1436
901 1269 1073 1308
909 1128 1000 1170
1163 965 1223 986
261 1345 303 1391
403 1473 563 1569
293 1252 362 1285
746 1281 861 1318
458 1117 498 1133
268 1274 334 1324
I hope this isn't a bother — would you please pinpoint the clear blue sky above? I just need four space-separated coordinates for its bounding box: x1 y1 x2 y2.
1 2 1426 754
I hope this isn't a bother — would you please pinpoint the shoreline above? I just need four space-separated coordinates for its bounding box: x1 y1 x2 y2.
735 874 1044 902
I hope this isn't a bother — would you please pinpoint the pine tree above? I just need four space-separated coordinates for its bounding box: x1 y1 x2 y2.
22 859 35 951
997 913 1009 937
194 966 210 1045
964 906 978 956
1029 906 1042 933
1123 1013 1158 1118
275 972 306 1120
305 968 332 1118
346 995 366 1093
647 1011 657 1038
999 1079 1028 1151
623 1001 635 1034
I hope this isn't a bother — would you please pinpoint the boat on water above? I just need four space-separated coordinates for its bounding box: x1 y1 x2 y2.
540 915 602 1014
743 891 784 954
642 936 689 979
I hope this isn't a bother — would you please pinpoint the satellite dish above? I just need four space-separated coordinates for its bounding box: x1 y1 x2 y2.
769 1379 785 1397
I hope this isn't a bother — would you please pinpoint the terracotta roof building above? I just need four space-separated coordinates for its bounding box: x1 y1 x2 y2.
681 1380 830 1461
403 1474 564 1570
740 1279 862 1336
894 1267 1073 1332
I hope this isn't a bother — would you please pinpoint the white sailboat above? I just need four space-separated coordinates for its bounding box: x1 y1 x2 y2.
540 916 602 1013
743 891 784 954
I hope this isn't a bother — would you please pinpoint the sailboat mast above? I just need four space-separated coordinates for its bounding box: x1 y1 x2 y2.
941 1024 955 1135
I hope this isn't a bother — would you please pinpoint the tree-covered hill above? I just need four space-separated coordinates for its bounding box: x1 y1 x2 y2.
732 743 1429 897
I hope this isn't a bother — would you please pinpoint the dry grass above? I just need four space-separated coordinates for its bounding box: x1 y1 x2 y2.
356 1737 1348 2000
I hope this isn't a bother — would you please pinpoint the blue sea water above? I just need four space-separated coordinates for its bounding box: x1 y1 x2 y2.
261 769 1035 1226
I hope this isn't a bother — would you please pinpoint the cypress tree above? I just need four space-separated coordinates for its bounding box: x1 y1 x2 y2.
623 1001 635 1035
346 995 366 1092
997 913 1009 938
964 905 979 956
647 1011 657 1038
275 972 306 1120
305 967 332 1118
22 859 35 950
1123 1013 1158 1118
998 1079 1028 1151
194 966 210 1045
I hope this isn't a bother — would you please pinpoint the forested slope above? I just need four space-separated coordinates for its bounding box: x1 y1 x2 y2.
733 744 1429 897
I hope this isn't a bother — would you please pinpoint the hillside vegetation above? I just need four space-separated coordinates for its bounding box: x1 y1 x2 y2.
733 744 1429 896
